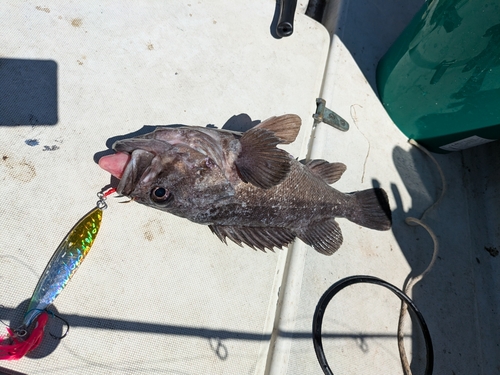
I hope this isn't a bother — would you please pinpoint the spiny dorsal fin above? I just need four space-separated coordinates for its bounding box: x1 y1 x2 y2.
296 218 343 255
254 114 301 144
235 128 291 189
209 225 296 252
306 159 347 184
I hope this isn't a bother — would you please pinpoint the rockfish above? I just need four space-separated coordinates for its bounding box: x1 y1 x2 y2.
98 115 391 255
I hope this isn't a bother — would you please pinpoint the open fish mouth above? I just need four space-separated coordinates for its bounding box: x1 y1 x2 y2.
98 152 130 179
98 136 177 180
98 150 155 196
121 149 158 196
101 138 180 196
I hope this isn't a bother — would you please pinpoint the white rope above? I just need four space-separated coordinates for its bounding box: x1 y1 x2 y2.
398 139 446 375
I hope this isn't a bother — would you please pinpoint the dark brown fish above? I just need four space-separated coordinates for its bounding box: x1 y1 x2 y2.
99 115 391 255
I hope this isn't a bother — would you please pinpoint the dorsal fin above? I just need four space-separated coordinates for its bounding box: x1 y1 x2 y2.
254 114 301 144
235 128 291 189
296 218 343 255
209 225 296 252
306 159 346 184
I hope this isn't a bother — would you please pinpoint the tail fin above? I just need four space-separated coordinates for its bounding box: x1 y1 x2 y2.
347 188 392 231
0 312 49 360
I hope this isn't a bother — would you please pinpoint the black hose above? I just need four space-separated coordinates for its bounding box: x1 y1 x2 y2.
312 275 434 375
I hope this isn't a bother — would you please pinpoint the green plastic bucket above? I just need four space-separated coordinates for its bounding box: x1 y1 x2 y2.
377 0 500 153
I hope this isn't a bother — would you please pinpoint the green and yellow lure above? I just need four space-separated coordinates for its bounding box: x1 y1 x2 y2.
0 189 114 360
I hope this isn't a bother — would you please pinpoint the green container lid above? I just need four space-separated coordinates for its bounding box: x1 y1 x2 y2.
377 0 500 153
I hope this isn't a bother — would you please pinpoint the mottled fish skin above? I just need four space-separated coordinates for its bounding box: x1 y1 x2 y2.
111 114 392 255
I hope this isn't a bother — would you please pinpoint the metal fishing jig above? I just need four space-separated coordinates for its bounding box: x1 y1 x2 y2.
0 188 115 360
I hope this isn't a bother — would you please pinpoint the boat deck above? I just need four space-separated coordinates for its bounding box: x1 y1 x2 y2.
1 1 498 374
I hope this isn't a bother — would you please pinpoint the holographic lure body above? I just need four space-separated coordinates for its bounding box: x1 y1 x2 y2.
0 190 113 360
23 207 103 327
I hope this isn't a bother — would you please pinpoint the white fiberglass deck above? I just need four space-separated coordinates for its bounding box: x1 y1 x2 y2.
1 1 498 374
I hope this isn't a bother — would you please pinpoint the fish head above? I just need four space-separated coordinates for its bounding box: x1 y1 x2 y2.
100 136 235 218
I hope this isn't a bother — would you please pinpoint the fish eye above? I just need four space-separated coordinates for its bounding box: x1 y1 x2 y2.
150 187 173 203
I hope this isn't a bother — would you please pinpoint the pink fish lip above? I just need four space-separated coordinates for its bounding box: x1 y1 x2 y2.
98 152 131 179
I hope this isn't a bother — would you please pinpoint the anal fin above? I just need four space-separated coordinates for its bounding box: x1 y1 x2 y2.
209 225 296 252
296 219 343 255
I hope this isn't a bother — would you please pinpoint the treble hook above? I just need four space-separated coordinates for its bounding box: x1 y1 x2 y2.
44 310 70 340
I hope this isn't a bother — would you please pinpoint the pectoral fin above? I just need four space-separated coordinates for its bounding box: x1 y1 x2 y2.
209 225 296 252
254 114 301 144
296 219 343 255
235 128 292 189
